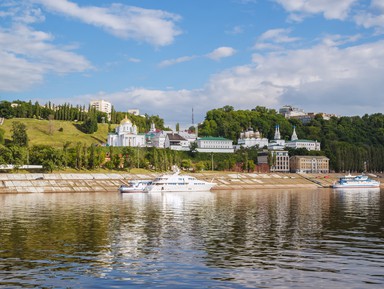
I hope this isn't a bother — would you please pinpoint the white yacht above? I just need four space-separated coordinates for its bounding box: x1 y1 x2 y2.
144 167 216 193
332 174 380 188
118 180 152 193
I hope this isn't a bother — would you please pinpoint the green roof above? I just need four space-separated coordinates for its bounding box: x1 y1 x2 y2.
199 136 231 141
288 139 318 143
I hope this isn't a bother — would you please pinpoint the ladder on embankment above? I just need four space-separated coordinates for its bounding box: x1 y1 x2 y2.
297 174 334 188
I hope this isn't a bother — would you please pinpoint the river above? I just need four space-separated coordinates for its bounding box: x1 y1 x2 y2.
0 188 383 288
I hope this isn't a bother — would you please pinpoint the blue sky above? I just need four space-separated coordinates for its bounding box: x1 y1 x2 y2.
1 0 384 129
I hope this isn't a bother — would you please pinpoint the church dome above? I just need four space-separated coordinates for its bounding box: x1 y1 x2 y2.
120 115 132 125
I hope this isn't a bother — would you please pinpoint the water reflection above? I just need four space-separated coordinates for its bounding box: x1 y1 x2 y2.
0 189 383 288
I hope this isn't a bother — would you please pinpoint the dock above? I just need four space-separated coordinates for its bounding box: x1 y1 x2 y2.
0 172 352 194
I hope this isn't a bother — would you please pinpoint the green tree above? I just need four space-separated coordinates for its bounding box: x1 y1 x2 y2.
0 128 4 145
11 121 28 147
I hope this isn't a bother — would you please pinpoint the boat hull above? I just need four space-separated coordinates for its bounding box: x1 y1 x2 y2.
332 184 380 189
145 183 216 193
119 188 147 193
118 181 152 193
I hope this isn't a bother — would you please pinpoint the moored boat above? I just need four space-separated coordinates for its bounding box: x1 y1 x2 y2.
144 167 216 193
332 174 380 188
118 180 152 193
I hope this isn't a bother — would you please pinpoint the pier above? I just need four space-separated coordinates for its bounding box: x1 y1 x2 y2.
0 172 347 193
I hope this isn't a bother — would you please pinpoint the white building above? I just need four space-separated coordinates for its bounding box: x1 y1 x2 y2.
90 100 111 114
237 127 269 149
127 109 140 116
279 105 306 118
196 137 234 153
90 100 112 121
268 125 286 150
107 116 146 147
285 126 321 151
285 139 321 151
270 150 290 172
165 133 190 151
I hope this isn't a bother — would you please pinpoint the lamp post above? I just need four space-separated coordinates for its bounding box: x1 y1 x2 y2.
211 152 214 171
137 145 140 169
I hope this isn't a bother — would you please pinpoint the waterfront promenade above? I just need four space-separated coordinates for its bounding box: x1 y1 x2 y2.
0 172 353 193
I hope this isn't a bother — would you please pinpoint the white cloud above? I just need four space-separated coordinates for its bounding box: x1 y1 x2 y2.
354 0 384 31
206 47 236 61
258 28 299 43
158 56 196 67
321 34 361 47
93 39 384 124
275 0 358 20
80 88 201 125
32 0 181 46
205 39 384 116
226 25 244 35
0 24 92 91
254 28 300 50
159 46 236 68
127 58 141 63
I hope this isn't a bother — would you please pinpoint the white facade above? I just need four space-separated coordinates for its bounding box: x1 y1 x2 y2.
150 130 172 148
270 150 290 172
279 105 306 118
268 124 285 149
90 100 112 121
179 131 197 143
90 100 111 114
165 133 190 151
107 116 146 147
196 137 234 153
237 127 269 149
128 109 140 116
285 140 321 151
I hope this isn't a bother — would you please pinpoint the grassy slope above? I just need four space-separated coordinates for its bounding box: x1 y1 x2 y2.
1 118 113 148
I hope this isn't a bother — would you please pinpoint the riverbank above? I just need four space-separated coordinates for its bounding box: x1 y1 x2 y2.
2 172 379 193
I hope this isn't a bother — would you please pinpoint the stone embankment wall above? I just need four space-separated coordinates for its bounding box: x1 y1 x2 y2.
0 172 343 194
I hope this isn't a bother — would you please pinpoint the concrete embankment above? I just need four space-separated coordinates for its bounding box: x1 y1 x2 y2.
0 172 343 194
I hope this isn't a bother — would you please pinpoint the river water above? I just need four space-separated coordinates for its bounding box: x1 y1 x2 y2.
0 188 383 288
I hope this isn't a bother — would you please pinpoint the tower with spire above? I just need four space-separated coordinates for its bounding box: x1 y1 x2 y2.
274 124 281 140
291 126 298 141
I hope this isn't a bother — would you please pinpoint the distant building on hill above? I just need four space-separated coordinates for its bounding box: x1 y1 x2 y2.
237 127 268 149
165 133 190 151
279 105 306 118
290 155 329 173
107 115 145 147
127 109 140 116
279 105 338 124
196 137 234 153
90 100 111 121
285 126 321 151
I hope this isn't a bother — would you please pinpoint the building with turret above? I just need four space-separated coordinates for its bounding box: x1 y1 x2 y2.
107 116 146 147
285 126 321 151
237 127 268 149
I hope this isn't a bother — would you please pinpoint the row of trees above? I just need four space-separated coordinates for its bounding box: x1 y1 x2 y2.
0 100 168 134
0 120 261 172
198 106 384 173
2 101 384 173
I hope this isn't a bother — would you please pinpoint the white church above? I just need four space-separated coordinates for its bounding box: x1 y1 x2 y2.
107 116 146 147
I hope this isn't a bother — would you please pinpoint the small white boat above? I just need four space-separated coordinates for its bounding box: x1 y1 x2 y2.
118 180 152 193
144 166 216 193
332 173 380 188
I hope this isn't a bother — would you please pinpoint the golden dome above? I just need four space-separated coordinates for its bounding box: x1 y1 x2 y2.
120 115 132 125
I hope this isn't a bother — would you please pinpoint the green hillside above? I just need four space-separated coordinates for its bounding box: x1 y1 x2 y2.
1 118 115 148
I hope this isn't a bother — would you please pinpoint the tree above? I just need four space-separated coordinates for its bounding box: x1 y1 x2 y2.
0 128 4 145
83 116 98 134
11 121 28 147
62 141 71 168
